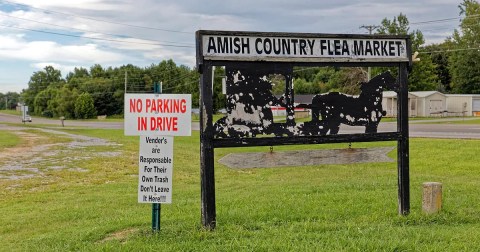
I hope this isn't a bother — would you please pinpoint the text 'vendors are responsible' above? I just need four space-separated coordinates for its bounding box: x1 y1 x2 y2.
138 136 173 203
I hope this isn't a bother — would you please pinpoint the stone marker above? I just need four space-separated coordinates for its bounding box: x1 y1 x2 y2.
422 182 442 214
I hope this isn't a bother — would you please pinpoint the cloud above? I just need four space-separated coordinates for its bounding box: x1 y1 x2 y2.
30 62 86 75
0 0 467 94
11 0 124 11
0 34 125 63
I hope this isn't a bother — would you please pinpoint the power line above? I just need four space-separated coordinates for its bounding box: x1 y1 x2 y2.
411 17 460 25
1 0 192 34
420 47 480 54
411 14 480 25
0 24 194 48
0 12 194 46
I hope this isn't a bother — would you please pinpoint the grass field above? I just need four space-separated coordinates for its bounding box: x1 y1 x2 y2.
1 126 480 251
0 109 21 117
0 131 21 150
424 118 480 124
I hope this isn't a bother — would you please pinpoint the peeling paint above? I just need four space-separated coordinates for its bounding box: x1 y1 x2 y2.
213 68 395 138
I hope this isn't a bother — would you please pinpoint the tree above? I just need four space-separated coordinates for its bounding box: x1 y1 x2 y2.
376 13 440 91
90 64 105 78
294 78 318 94
0 92 20 110
449 0 480 93
74 93 97 119
22 66 64 111
52 86 79 119
22 59 199 118
423 43 454 92
34 87 59 117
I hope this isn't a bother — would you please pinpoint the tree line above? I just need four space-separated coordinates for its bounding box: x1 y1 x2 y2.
3 0 479 118
19 60 199 119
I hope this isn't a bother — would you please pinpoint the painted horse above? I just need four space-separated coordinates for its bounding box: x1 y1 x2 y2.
309 71 396 134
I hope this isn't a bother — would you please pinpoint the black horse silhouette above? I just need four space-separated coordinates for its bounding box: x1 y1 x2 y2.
213 69 396 138
306 71 397 134
213 66 287 138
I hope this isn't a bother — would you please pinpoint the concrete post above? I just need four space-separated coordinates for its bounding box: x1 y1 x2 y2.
422 182 442 214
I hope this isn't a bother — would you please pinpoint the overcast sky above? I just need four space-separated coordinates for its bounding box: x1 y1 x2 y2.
0 0 464 93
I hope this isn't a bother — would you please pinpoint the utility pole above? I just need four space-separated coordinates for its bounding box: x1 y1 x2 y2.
124 70 127 93
360 25 381 35
4 96 7 110
360 25 381 81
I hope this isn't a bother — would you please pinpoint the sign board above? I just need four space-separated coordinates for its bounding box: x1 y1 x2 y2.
199 32 409 63
138 136 173 203
124 94 192 136
21 105 29 121
196 30 412 229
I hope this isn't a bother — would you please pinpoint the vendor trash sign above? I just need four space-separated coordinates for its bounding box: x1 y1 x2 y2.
138 136 173 203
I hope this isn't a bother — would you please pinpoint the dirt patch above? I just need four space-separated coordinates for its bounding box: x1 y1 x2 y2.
0 131 48 160
0 127 121 180
99 227 140 243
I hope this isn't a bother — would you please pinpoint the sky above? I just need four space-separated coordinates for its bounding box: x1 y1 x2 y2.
0 0 465 93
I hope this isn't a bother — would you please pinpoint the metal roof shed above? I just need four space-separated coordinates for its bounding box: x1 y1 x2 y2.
409 91 446 117
382 91 419 117
445 94 480 116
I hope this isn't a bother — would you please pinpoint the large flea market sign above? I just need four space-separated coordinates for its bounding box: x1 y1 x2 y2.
196 30 413 230
202 34 408 62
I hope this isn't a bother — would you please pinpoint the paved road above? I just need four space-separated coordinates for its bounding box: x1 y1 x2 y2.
343 121 480 139
0 112 199 130
2 112 480 139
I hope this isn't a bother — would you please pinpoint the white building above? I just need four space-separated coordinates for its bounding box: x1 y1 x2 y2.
382 91 420 117
382 91 480 117
409 91 447 117
445 94 480 116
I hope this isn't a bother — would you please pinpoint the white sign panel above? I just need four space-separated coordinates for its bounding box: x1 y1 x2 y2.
21 105 29 121
138 136 173 203
202 35 408 62
124 94 191 136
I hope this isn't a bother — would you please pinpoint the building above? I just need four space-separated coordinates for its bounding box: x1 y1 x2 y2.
445 94 480 116
271 94 314 117
409 91 446 117
382 91 419 117
383 91 480 117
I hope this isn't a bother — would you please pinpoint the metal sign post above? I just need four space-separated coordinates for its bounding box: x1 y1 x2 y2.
196 30 412 229
152 201 161 231
152 81 161 232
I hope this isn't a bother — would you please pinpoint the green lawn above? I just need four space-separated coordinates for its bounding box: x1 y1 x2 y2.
0 131 21 150
1 127 480 251
426 118 480 124
0 109 21 116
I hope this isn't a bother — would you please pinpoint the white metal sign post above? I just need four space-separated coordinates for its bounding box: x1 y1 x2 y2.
124 93 191 232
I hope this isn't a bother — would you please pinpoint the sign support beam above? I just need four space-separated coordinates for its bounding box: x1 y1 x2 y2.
200 62 216 229
397 63 410 215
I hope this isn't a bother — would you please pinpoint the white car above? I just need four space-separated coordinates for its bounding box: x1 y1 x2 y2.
22 115 32 122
